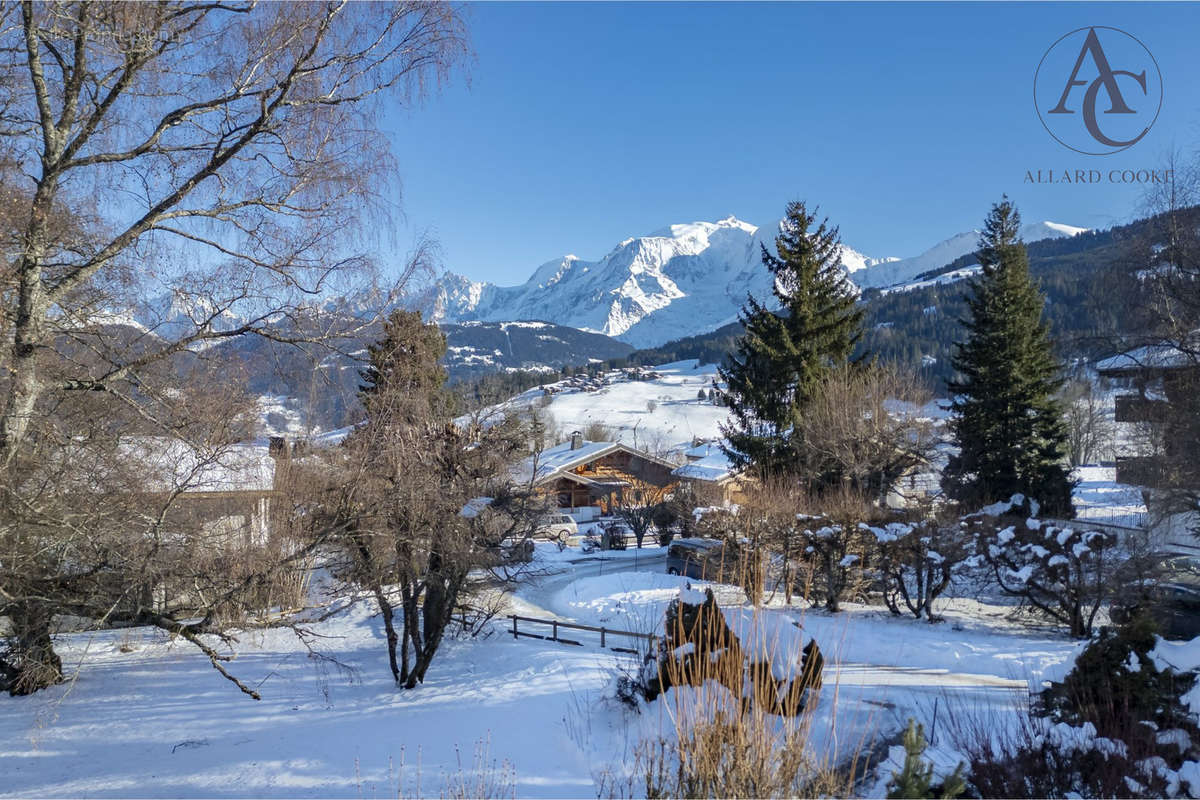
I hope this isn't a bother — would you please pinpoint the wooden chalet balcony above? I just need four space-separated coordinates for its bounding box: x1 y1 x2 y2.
1114 394 1172 423
1115 456 1174 490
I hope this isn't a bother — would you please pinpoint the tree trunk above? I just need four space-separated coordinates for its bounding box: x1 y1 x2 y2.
373 586 401 686
824 555 840 612
2 601 64 695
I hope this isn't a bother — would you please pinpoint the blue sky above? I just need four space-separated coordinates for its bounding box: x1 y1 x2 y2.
382 2 1200 286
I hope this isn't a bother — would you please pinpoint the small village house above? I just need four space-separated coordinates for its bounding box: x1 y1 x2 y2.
513 432 679 516
670 439 750 506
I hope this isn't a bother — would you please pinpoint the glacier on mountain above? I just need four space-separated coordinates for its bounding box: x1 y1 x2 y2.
422 216 1086 349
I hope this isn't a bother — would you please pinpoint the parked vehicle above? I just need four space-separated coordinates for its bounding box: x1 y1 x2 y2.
534 514 578 543
666 537 726 579
1111 552 1200 640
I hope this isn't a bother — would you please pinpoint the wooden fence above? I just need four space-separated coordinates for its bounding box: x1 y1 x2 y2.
508 614 657 655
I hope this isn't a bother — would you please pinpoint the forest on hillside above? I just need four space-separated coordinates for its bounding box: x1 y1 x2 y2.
597 208 1195 391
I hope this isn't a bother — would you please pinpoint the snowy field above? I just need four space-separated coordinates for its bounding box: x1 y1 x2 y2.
487 359 950 460
0 542 1083 798
495 360 730 455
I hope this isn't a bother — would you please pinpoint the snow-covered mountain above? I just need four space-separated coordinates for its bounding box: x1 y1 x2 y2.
851 221 1089 289
132 289 250 340
422 217 772 348
423 217 1088 349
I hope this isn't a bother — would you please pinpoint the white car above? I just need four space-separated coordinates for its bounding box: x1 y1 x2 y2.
534 514 578 542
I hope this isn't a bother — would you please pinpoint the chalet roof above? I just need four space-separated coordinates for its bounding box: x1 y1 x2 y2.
674 438 741 483
683 440 722 460
1097 341 1198 373
673 449 737 482
511 439 675 487
122 437 276 494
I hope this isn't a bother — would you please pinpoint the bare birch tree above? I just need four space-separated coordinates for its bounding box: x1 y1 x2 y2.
0 1 468 694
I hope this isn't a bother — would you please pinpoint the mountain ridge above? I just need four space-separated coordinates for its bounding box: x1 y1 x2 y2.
417 216 1087 348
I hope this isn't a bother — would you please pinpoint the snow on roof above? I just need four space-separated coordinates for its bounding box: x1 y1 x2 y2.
122 437 276 494
674 441 738 482
1097 342 1197 372
459 496 494 518
673 451 737 482
683 440 722 460
511 437 682 487
510 439 621 486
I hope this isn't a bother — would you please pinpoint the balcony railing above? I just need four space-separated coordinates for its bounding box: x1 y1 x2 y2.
1114 394 1172 423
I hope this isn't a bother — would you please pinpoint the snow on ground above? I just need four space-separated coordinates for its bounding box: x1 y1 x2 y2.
0 547 1083 799
1073 464 1147 528
0 604 616 798
493 360 729 455
0 394 1157 798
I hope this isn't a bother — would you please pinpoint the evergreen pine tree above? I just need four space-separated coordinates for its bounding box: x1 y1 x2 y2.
359 309 454 425
943 198 1075 517
719 201 865 477
887 719 966 800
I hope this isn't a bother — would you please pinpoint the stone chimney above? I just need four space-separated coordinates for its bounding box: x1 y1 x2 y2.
570 431 583 450
268 436 289 460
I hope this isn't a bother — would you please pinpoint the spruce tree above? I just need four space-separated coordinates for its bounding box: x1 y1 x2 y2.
943 198 1075 517
359 309 454 425
719 201 865 477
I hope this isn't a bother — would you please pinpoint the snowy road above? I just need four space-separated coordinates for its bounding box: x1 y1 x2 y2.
509 550 668 620
832 663 1025 690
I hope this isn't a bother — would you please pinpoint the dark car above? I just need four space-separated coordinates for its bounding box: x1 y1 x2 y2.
1112 553 1200 640
666 538 726 580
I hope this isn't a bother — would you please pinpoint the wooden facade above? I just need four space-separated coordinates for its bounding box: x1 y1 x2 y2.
531 441 679 513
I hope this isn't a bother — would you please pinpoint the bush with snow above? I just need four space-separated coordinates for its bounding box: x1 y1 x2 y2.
966 494 1140 637
636 585 823 717
963 620 1200 798
865 514 971 621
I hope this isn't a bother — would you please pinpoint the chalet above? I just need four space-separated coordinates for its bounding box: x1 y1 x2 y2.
127 435 292 547
513 432 679 513
1096 342 1199 491
671 440 750 506
1097 341 1200 547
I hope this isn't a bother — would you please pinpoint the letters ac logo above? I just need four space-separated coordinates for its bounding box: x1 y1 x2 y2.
1035 27 1162 155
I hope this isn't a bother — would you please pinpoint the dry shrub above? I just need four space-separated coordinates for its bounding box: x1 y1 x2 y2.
438 737 517 800
583 421 616 442
392 736 517 800
611 586 853 799
636 705 850 799
643 588 823 717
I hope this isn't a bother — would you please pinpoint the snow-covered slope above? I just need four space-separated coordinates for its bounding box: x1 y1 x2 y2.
851 221 1088 289
427 217 776 348
491 359 730 457
427 216 894 347
427 217 1086 348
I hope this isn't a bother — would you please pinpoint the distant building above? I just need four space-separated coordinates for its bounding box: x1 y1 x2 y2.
124 435 296 548
1096 342 1199 491
671 440 750 506
1097 341 1200 546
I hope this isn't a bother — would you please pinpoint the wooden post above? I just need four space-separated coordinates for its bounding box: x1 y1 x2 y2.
511 615 518 639
552 620 558 641
600 627 606 648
